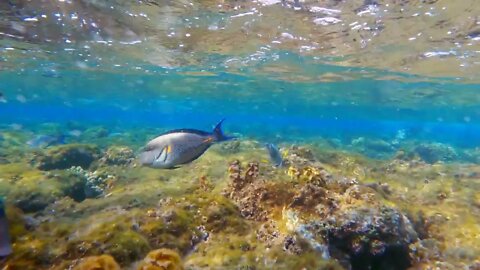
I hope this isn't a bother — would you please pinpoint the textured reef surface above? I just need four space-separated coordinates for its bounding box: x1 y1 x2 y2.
1 126 480 270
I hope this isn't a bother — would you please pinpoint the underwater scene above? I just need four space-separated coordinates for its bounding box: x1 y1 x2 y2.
1 0 480 269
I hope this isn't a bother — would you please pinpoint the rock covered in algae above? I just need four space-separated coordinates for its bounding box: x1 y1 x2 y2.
224 160 296 221
83 126 110 139
413 143 458 164
351 137 395 158
4 166 87 212
283 181 420 269
73 255 121 270
136 248 183 270
65 217 151 265
33 144 101 170
68 166 114 198
225 157 420 270
97 146 135 167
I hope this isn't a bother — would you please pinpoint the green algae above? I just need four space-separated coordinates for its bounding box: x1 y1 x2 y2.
33 144 101 170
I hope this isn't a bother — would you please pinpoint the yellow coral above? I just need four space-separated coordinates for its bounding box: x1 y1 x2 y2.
287 166 299 179
73 255 120 270
301 166 320 180
137 249 183 270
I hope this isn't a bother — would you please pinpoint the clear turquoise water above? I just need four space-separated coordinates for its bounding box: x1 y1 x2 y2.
1 53 479 153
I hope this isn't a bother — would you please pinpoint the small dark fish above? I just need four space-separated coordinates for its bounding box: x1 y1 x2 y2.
0 198 12 257
139 119 234 169
0 92 5 103
266 143 283 167
27 134 66 148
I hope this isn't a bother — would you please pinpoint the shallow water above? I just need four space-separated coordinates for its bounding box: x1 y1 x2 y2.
1 1 480 270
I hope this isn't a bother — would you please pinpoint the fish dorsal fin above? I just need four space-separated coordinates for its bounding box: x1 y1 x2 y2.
157 128 210 137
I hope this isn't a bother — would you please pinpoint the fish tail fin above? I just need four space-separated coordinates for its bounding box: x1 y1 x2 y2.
212 119 234 142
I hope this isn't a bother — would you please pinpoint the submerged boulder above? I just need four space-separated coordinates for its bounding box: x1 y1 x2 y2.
413 143 457 164
225 160 419 270
7 169 86 212
291 205 418 269
285 184 419 270
66 222 151 265
33 144 101 170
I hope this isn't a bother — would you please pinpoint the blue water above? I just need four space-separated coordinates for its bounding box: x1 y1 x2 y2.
1 54 479 151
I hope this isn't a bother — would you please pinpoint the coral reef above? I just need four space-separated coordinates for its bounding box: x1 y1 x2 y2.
1 135 479 270
32 144 101 170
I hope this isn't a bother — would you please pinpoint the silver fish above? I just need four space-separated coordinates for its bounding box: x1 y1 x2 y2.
0 198 12 257
265 143 284 167
139 119 233 169
27 134 66 148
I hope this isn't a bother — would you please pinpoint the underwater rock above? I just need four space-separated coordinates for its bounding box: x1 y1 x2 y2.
84 127 110 139
136 248 183 270
256 220 283 248
33 144 101 170
224 158 419 269
72 255 121 270
10 186 59 213
97 146 135 167
52 170 89 202
216 140 241 154
7 170 87 212
66 221 151 266
284 146 317 167
414 143 458 164
363 182 392 198
227 160 258 191
290 146 316 161
201 197 247 234
351 137 395 157
289 183 330 211
138 202 207 255
286 201 419 270
287 165 329 187
461 148 480 164
69 166 114 198
225 160 295 221
409 239 443 265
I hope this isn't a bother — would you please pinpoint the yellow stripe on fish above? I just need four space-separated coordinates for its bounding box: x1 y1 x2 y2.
203 137 213 143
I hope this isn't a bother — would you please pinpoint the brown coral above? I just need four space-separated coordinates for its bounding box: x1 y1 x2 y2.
136 248 183 270
225 160 294 221
73 255 120 270
289 183 328 210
